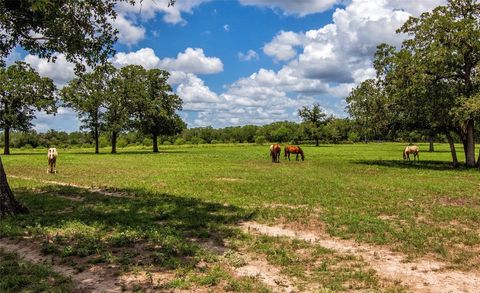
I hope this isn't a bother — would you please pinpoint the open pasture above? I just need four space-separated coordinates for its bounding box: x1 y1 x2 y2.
1 143 480 292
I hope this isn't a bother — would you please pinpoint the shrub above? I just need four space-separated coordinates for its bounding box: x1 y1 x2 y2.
99 136 109 148
255 136 267 145
190 137 205 144
175 138 186 145
117 137 128 148
348 131 360 143
142 138 152 146
21 144 33 149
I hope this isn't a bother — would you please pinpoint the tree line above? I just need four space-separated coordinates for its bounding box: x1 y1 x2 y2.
4 113 476 151
0 62 185 155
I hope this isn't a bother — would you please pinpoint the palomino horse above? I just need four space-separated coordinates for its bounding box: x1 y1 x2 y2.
47 148 58 173
284 145 304 161
403 145 419 161
270 144 281 163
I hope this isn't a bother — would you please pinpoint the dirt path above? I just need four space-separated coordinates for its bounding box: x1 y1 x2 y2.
241 221 480 293
0 240 122 292
189 237 298 292
235 258 297 293
9 175 132 198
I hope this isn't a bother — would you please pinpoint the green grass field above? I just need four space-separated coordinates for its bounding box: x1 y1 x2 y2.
1 143 479 292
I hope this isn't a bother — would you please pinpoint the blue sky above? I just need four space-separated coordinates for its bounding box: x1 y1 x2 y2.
8 0 446 132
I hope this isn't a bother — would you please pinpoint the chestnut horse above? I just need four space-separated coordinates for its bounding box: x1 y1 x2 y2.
403 145 419 161
270 144 281 163
284 145 304 161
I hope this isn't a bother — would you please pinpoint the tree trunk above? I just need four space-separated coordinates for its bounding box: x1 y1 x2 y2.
315 138 319 147
446 131 458 167
111 131 117 154
152 135 159 153
94 127 99 154
465 119 475 167
4 127 10 155
0 156 28 218
478 148 480 170
428 136 434 152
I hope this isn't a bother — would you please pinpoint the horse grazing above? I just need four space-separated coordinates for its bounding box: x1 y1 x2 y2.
403 145 419 161
284 145 304 161
270 144 281 163
47 148 58 173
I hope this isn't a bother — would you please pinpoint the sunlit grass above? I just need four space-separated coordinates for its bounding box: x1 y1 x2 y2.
1 142 479 291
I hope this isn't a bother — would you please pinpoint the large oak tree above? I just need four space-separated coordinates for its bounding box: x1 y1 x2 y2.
398 0 480 167
0 61 56 155
130 68 184 152
62 65 116 154
298 103 327 146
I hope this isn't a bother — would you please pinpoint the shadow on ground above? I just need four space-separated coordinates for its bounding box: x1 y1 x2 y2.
354 159 466 171
0 185 255 276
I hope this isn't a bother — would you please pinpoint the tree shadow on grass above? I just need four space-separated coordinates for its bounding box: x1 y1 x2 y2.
354 159 468 171
0 185 255 277
3 152 45 156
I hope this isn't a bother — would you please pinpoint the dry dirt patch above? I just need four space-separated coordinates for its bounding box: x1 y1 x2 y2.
188 237 297 292
241 221 480 293
234 257 297 293
0 239 122 292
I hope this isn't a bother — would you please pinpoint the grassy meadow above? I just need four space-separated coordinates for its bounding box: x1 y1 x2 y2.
1 143 479 292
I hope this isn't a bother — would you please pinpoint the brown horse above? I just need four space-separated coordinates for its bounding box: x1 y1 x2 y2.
270 144 281 163
403 145 419 161
284 145 304 161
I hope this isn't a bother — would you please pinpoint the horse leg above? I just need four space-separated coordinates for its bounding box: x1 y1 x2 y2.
296 154 299 161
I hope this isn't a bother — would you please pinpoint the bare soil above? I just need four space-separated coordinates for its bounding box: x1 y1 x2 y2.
241 221 480 293
0 239 122 292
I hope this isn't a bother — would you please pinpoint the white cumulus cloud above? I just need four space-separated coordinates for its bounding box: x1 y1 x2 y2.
238 50 259 61
112 14 146 46
239 0 341 16
116 0 210 25
110 47 223 75
110 48 161 69
263 30 305 61
24 53 76 88
159 48 223 74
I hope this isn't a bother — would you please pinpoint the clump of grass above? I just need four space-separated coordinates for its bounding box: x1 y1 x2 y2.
0 249 74 292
